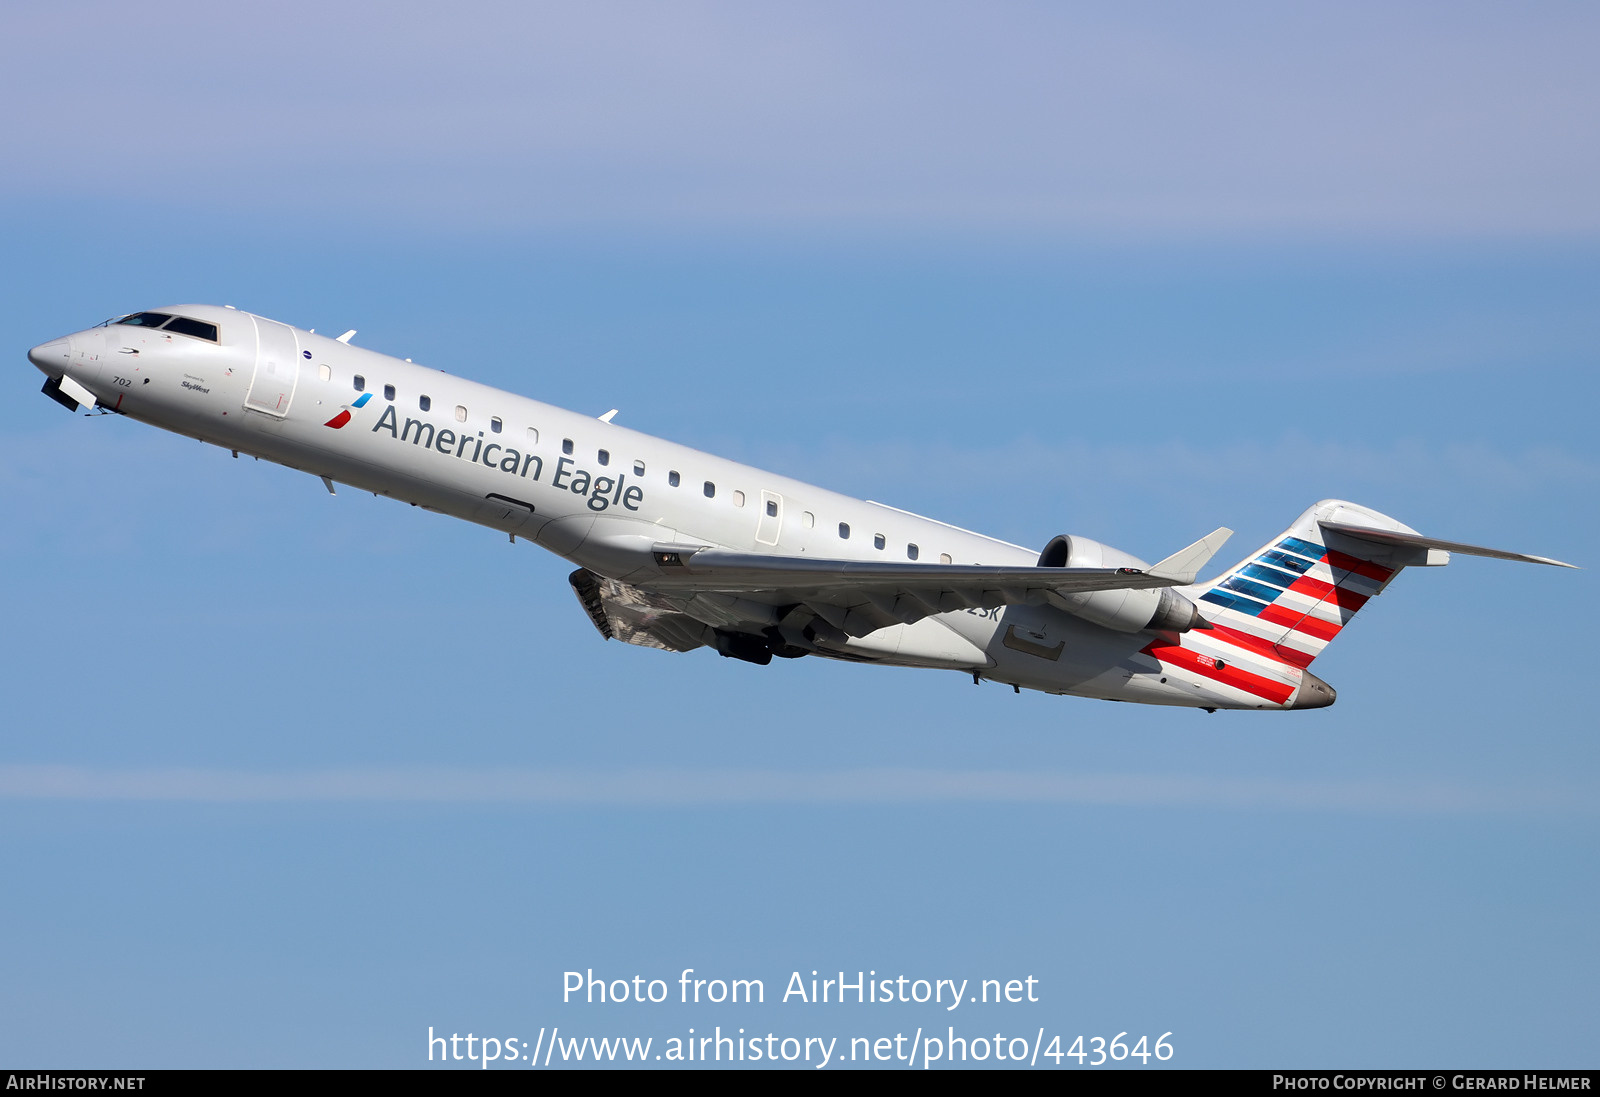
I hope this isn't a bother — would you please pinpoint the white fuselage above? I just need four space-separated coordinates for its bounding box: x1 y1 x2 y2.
29 305 1321 711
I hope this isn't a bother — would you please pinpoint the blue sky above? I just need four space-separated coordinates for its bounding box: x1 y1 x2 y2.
2 2 1596 1069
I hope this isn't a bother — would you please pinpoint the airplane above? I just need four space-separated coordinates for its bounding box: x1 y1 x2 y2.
27 305 1576 712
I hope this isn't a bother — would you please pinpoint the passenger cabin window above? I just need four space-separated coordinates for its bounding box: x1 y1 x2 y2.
562 439 573 455
669 471 681 487
527 427 539 444
802 511 815 528
419 395 431 412
490 417 502 434
839 523 850 539
907 544 919 560
732 490 745 507
353 375 366 392
703 481 715 498
318 364 331 381
940 553 953 564
384 384 396 401
598 449 609 466
455 405 467 423
874 534 886 550
633 460 645 475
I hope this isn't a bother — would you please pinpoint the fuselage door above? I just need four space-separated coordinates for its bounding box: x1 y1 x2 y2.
245 316 300 417
756 490 783 546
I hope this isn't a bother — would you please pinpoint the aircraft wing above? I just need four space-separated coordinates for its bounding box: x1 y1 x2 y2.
640 546 1179 638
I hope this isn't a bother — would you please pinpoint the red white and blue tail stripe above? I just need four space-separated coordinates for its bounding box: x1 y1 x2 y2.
1139 501 1409 708
1134 500 1570 709
1189 500 1406 674
1197 538 1395 670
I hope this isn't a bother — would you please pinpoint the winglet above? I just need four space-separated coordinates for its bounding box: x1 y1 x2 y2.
1149 527 1233 583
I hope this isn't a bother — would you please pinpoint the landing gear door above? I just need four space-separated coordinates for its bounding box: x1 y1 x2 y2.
475 494 549 539
246 315 300 417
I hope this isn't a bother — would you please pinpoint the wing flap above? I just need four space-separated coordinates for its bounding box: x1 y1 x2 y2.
568 569 709 653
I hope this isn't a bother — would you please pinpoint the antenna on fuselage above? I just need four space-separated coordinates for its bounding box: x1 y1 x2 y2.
336 330 357 344
598 409 618 423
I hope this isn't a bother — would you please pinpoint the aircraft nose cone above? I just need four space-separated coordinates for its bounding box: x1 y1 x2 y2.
28 339 69 373
1290 671 1337 709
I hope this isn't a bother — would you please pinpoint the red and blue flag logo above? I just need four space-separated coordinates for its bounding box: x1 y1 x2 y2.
324 392 372 429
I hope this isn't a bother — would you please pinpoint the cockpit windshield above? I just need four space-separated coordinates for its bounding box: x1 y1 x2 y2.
163 317 219 341
117 312 175 328
114 312 220 343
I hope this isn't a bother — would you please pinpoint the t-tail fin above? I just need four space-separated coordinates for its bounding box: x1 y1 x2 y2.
1184 499 1574 670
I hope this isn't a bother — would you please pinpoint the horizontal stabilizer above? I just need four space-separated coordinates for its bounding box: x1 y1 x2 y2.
1319 520 1576 569
1149 527 1233 583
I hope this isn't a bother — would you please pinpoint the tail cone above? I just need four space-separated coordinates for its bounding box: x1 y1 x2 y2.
1290 672 1336 709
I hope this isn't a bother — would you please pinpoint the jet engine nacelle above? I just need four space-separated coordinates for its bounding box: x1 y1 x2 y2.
1038 535 1205 633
